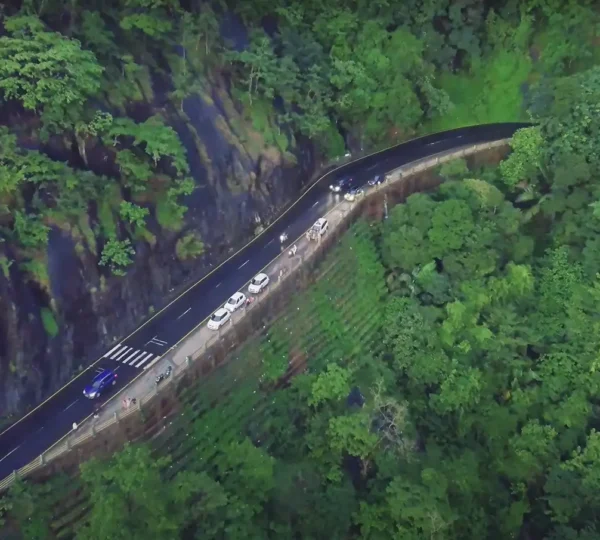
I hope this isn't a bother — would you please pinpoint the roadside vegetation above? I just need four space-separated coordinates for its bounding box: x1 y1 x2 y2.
3 56 600 537
1 0 597 287
3 1 600 538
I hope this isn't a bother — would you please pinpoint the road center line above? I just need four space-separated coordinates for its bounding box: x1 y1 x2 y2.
238 260 250 269
312 201 319 207
177 308 191 320
63 400 78 412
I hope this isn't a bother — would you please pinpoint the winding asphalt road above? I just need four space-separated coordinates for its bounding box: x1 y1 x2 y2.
0 122 530 480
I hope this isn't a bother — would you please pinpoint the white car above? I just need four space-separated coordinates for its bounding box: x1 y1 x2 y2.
313 218 329 235
224 291 246 312
248 273 269 294
307 217 329 240
207 308 231 330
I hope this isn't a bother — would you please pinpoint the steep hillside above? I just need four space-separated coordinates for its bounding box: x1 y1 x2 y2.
1 0 597 418
0 5 315 416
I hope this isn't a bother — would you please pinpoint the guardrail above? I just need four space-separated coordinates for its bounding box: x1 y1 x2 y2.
0 138 510 492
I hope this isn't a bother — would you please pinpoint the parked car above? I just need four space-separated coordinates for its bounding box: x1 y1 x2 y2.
224 291 246 312
344 187 365 202
329 176 355 193
83 369 117 399
368 174 385 186
307 218 329 241
248 273 270 294
207 308 231 330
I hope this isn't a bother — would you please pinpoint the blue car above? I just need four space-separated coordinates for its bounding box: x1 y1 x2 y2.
83 369 117 399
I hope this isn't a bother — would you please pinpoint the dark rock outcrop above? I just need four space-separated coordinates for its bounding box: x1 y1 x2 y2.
0 79 316 417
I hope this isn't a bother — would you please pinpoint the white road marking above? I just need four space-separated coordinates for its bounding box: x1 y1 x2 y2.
108 345 128 359
114 347 132 361
125 351 146 365
152 337 168 345
312 201 319 207
143 355 162 370
103 344 122 358
0 444 21 463
238 260 249 269
216 282 221 288
136 353 156 368
122 349 139 363
63 399 78 412
265 239 274 247
177 308 191 320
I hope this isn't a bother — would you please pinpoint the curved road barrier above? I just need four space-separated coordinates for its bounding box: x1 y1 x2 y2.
0 124 529 489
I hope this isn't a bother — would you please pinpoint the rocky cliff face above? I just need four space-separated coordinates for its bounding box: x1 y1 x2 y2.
0 76 316 417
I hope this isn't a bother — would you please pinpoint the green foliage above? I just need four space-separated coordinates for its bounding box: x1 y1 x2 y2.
175 231 204 261
115 150 154 192
0 256 13 278
99 238 135 276
0 16 103 129
155 178 194 232
119 0 179 39
109 115 189 175
500 127 545 189
1 478 53 539
40 307 59 338
309 364 352 407
438 158 469 180
4 2 600 538
77 443 205 539
13 212 50 249
119 201 149 229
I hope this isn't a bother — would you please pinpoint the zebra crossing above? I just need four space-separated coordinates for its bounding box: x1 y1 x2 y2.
102 344 160 369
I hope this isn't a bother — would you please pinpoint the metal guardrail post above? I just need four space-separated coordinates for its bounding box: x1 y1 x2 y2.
114 411 119 423
40 453 45 466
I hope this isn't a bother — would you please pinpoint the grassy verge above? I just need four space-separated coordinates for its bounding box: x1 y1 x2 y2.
425 49 532 133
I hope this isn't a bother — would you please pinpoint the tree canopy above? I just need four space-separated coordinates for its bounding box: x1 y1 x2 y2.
3 1 600 537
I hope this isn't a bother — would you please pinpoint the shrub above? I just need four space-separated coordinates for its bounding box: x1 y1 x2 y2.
175 232 204 261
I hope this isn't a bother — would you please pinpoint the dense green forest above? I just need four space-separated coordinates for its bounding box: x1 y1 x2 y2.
3 0 600 538
1 0 598 281
4 64 600 539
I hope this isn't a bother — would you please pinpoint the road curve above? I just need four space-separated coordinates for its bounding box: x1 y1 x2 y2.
0 122 531 479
